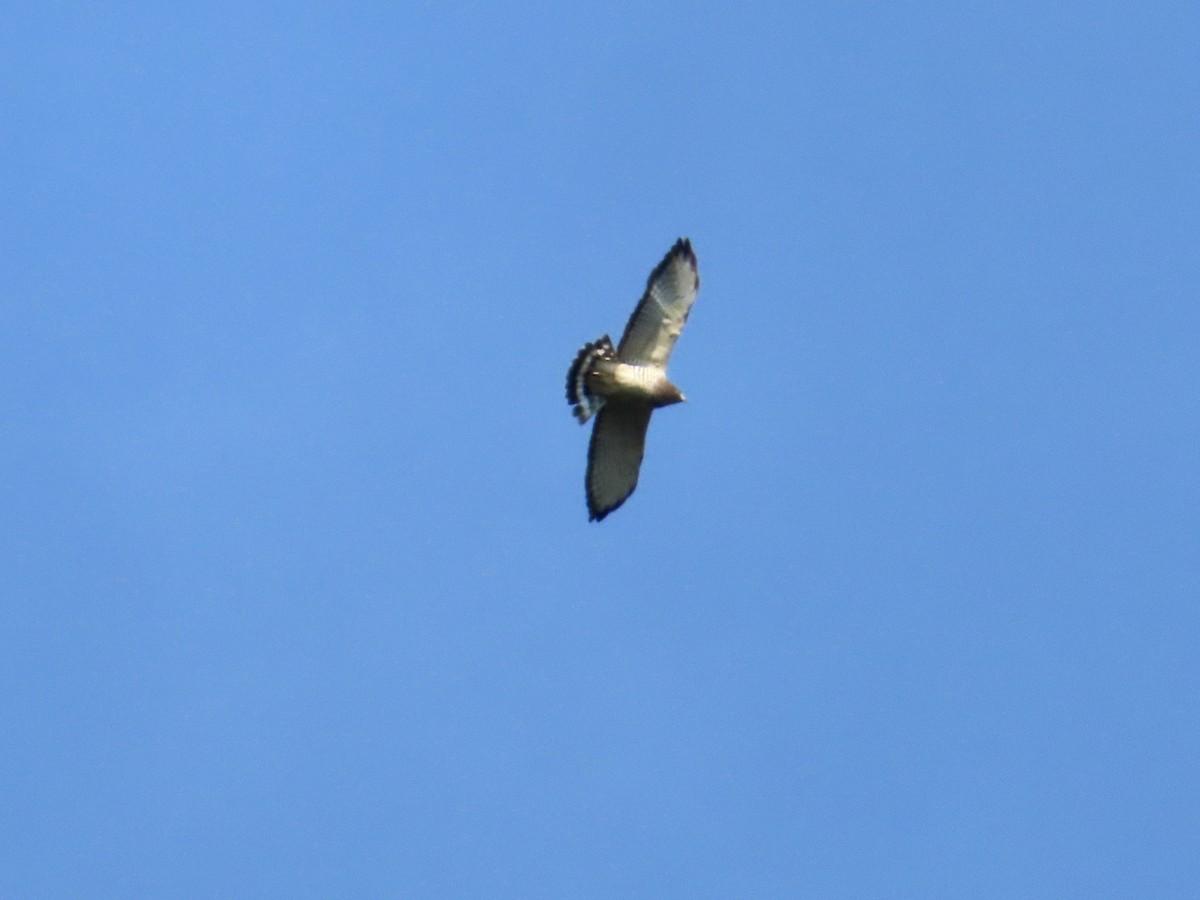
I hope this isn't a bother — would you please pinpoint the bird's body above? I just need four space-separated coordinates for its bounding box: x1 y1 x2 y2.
592 362 683 403
565 238 700 521
571 345 684 412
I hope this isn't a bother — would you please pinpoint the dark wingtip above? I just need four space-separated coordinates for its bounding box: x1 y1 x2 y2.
587 496 621 522
646 237 698 291
587 490 633 522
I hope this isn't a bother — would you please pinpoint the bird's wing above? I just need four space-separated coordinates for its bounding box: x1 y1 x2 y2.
586 402 653 521
616 238 699 368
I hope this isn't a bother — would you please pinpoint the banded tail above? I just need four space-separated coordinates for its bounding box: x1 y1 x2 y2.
566 335 615 423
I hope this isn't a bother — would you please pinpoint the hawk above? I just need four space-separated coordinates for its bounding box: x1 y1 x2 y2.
565 238 700 521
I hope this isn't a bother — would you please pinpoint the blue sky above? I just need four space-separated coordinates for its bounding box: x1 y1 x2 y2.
3 2 1197 896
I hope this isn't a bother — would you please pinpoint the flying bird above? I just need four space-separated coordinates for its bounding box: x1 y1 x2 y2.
565 238 700 521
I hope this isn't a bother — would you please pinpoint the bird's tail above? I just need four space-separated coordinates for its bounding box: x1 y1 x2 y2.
566 335 614 423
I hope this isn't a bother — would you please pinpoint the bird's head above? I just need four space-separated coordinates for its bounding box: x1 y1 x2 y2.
656 382 686 407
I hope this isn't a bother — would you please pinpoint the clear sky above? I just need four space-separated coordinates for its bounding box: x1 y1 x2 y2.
3 2 1197 896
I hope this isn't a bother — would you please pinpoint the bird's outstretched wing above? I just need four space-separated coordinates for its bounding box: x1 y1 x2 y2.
616 238 699 368
586 402 653 521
